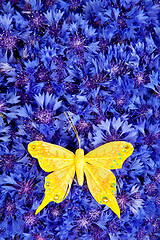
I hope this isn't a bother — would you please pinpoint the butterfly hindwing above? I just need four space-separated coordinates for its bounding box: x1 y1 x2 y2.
85 141 134 170
84 163 120 218
28 141 74 172
35 164 75 214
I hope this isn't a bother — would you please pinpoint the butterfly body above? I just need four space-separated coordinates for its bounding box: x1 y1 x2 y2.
75 148 84 186
28 140 134 217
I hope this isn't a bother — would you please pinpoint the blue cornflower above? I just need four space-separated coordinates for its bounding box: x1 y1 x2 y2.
23 58 39 75
117 185 144 217
0 121 11 142
33 92 61 120
0 193 17 221
22 210 45 234
15 70 30 89
0 7 29 60
0 13 13 31
44 5 65 39
0 193 23 238
28 10 47 34
0 146 22 175
40 46 57 68
0 30 17 52
92 117 137 147
16 93 61 141
135 119 160 152
0 92 20 123
144 181 158 197
34 64 52 83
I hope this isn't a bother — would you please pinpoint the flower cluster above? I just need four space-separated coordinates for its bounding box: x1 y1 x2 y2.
0 0 160 239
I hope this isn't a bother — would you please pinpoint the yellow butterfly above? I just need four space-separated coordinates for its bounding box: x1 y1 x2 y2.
28 112 134 218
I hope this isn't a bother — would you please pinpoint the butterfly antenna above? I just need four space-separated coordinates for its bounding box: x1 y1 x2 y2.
64 111 81 149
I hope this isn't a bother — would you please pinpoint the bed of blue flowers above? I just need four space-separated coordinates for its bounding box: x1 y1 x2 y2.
0 0 160 239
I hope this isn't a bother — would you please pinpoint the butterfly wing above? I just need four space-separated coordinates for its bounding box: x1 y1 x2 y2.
84 163 120 218
28 141 75 214
85 141 134 170
84 141 134 218
35 164 75 214
28 141 75 172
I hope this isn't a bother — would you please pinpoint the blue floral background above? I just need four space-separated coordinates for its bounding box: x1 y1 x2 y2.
0 0 160 239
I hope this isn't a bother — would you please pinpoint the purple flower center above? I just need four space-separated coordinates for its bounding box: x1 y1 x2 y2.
0 155 15 171
36 109 53 124
155 172 160 183
23 213 36 226
0 31 17 50
30 11 44 28
145 182 157 196
6 201 17 216
70 36 85 52
77 217 90 229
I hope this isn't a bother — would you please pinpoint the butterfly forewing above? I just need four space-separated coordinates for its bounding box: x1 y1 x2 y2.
28 141 74 172
85 141 134 170
35 165 75 214
84 163 120 218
